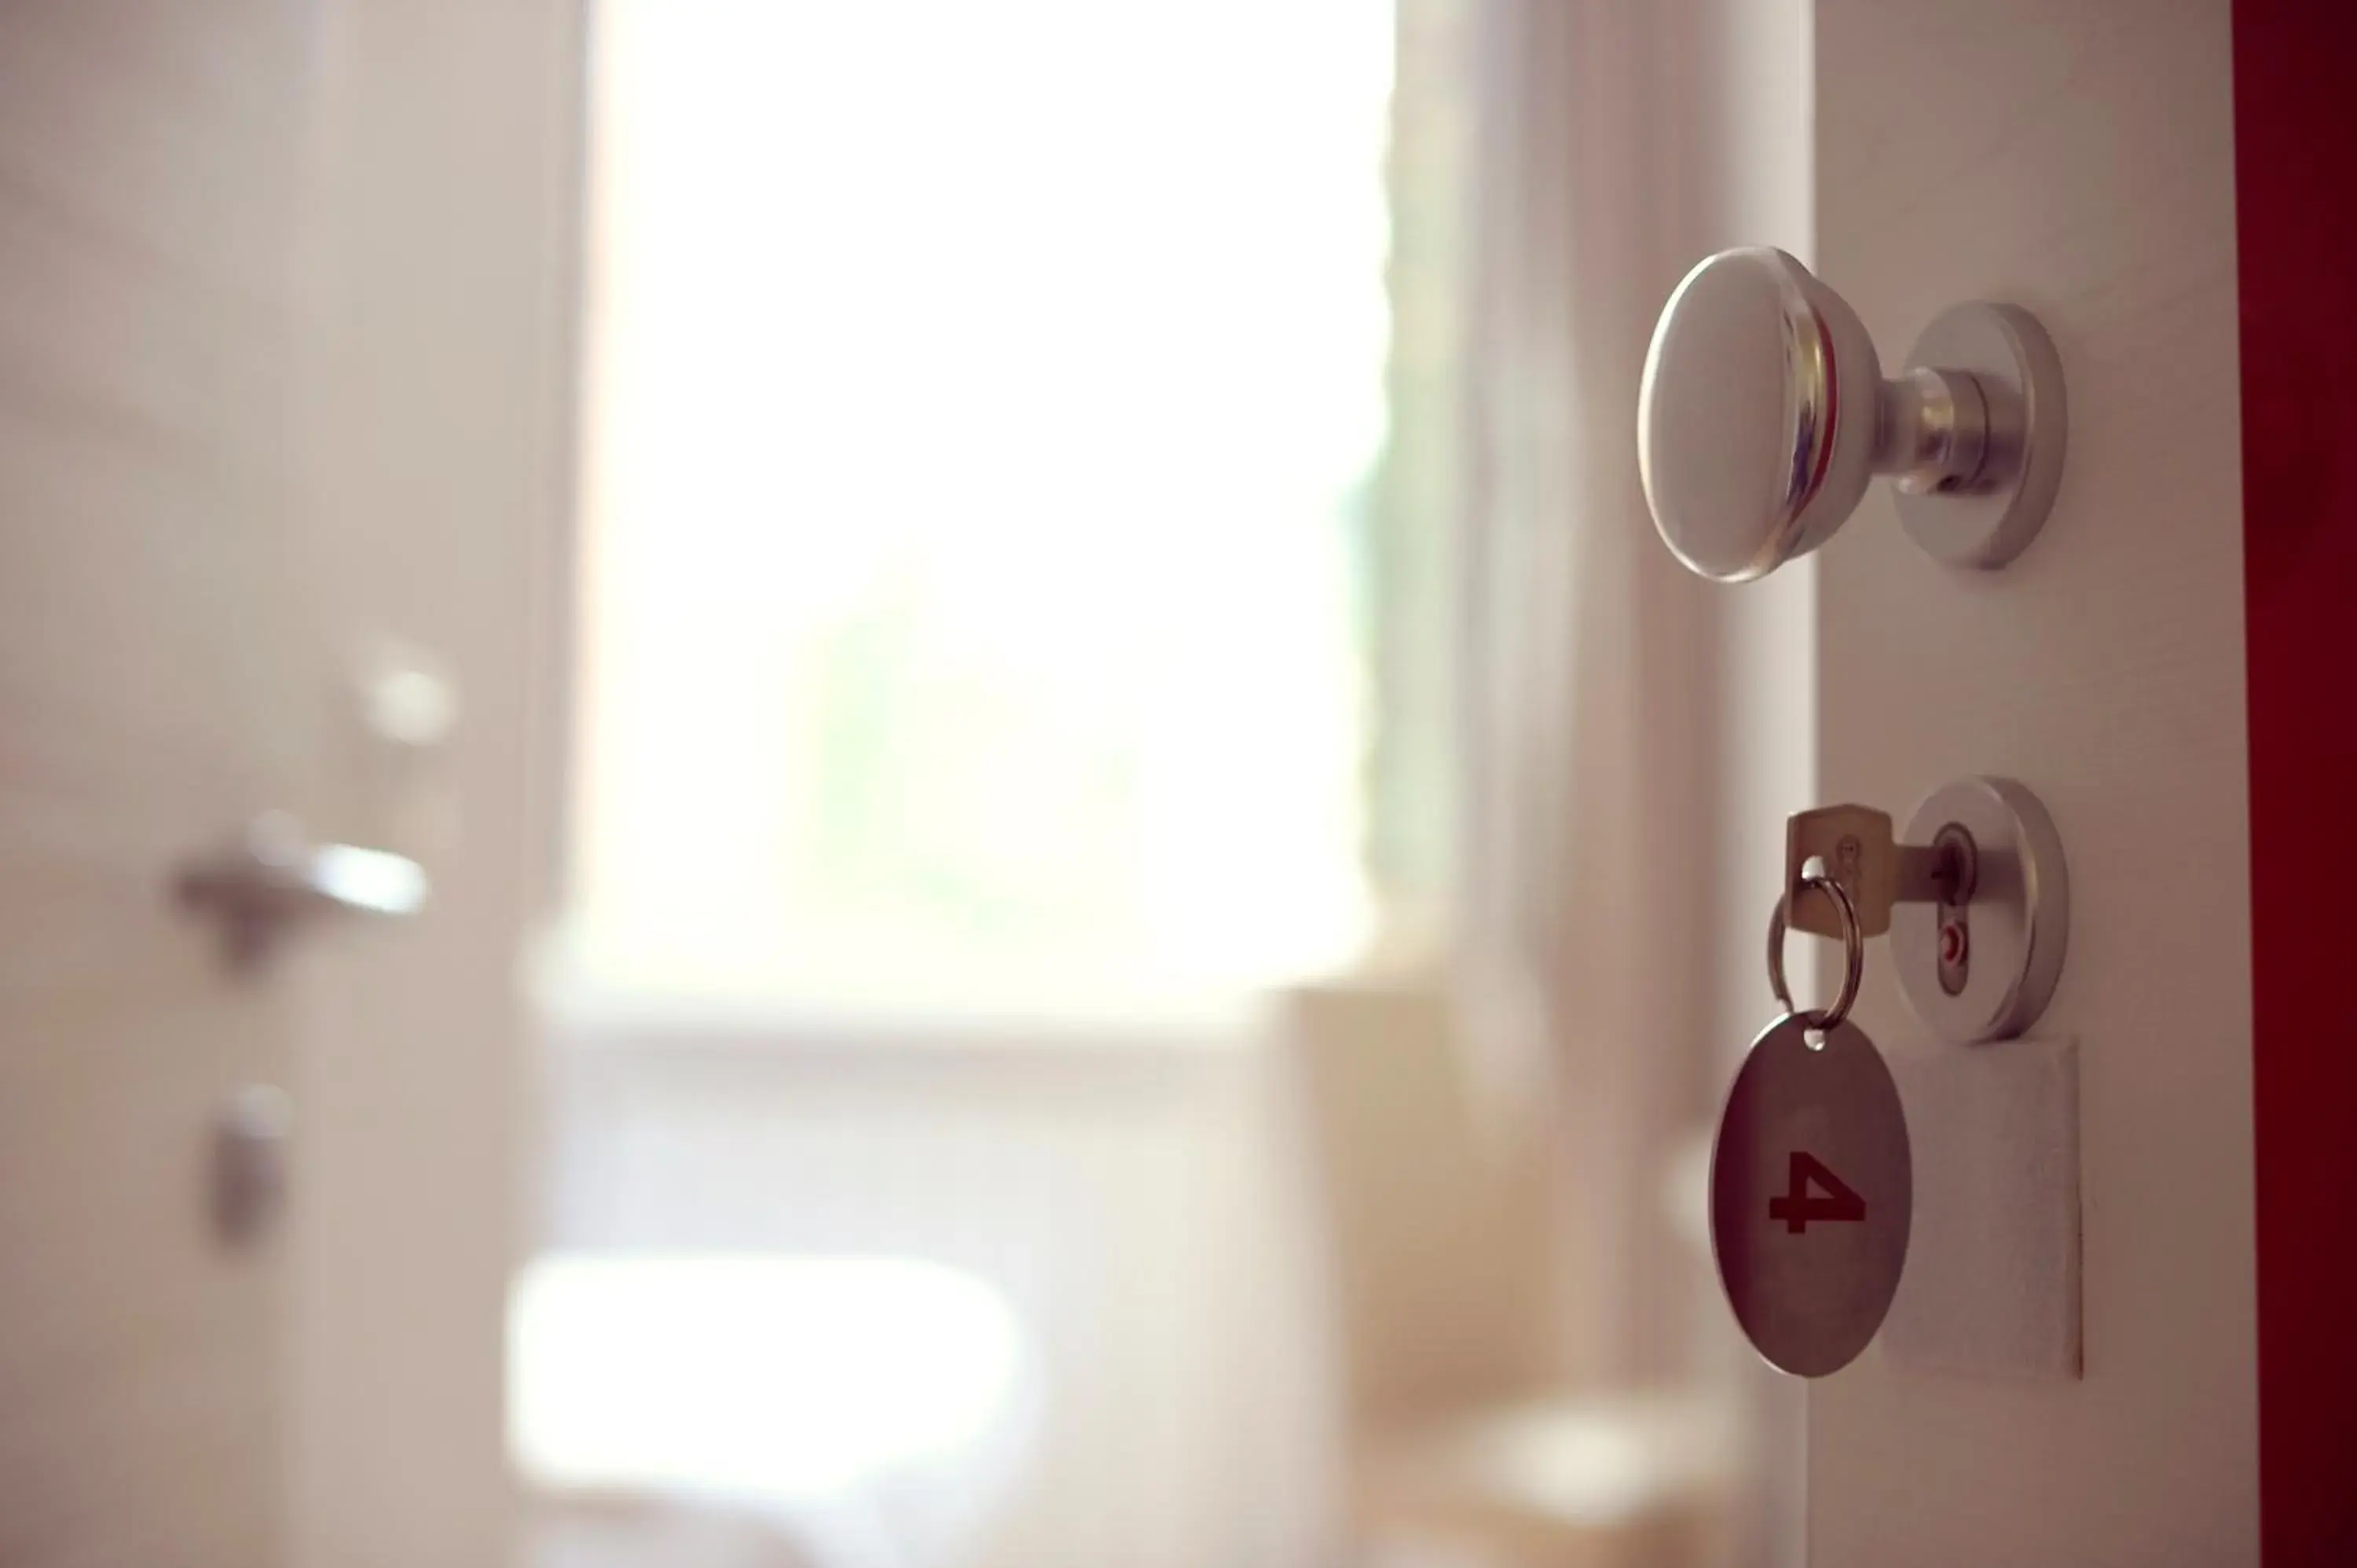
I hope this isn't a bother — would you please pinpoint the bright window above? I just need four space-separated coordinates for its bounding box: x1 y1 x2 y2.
564 0 1398 1013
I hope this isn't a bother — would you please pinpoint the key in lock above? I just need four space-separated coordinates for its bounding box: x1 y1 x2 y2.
1783 804 1975 950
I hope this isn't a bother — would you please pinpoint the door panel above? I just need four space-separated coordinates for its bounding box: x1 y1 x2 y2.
0 2 317 1562
1811 3 2254 1563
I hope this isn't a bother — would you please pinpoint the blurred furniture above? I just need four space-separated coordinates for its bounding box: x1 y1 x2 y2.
1278 980 1734 1568
532 1018 1325 1568
510 1254 1036 1568
526 1489 819 1568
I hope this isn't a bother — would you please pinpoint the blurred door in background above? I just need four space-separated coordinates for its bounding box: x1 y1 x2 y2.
0 2 578 1564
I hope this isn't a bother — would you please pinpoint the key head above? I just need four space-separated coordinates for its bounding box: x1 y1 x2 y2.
1786 804 1898 939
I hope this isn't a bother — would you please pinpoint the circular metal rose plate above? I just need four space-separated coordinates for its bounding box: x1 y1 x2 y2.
1710 1014 1912 1377
1894 300 2067 570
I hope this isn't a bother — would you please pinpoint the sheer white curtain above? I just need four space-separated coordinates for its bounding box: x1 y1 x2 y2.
1454 0 1812 1406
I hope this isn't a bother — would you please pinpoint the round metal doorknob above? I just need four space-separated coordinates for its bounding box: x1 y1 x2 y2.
1637 247 2066 583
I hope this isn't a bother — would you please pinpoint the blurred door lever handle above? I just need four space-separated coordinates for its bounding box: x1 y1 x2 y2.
177 811 427 969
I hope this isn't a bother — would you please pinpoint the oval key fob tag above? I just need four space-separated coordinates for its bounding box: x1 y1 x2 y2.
1710 1014 1912 1377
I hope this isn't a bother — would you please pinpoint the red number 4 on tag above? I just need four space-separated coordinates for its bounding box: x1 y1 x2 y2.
1768 1152 1866 1233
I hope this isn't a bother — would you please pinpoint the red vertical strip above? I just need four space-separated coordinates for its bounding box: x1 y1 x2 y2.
2234 5 2357 1562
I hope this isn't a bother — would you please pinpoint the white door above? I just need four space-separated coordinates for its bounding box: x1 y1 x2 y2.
0 2 579 1563
1808 3 2254 1563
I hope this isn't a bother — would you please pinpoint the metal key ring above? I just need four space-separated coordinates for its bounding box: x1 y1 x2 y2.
1767 873 1865 1032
